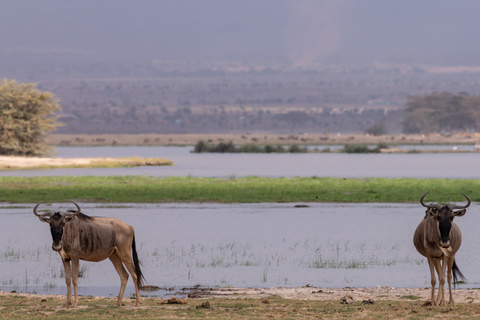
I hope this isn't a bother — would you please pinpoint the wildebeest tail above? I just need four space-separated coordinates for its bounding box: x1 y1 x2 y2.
452 259 466 289
132 235 146 289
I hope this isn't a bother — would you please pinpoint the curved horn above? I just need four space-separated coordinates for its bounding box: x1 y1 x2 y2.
420 191 442 210
62 201 82 217
449 192 471 210
71 201 81 213
33 202 54 218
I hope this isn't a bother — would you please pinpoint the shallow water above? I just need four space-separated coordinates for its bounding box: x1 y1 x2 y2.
0 146 479 178
1 202 479 297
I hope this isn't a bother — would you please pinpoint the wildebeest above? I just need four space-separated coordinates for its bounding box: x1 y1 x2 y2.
413 191 470 306
33 202 145 307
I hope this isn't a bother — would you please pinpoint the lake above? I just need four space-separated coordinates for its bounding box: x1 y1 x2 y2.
1 202 478 298
0 146 479 178
1 146 478 298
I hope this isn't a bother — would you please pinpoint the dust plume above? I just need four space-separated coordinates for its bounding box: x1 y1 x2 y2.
285 0 346 67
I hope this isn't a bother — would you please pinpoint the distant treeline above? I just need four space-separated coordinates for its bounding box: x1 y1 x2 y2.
402 91 480 133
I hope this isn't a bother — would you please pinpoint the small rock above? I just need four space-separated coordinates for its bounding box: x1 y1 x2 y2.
141 285 161 292
422 301 433 307
341 295 354 304
164 297 187 304
196 301 211 309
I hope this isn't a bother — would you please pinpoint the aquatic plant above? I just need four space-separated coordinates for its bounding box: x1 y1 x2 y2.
191 140 307 153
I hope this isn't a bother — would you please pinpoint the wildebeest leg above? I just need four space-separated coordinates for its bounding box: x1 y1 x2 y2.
116 248 141 307
109 252 129 306
71 257 80 307
435 257 447 306
427 257 437 305
447 256 455 306
62 259 73 307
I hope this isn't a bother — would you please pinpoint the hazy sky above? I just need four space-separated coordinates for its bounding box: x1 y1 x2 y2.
1 0 480 66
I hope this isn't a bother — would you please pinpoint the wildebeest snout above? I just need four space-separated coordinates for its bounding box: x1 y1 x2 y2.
50 226 64 252
439 239 451 248
52 241 63 251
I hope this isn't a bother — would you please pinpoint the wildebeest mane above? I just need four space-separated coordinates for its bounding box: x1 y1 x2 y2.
66 210 94 222
63 214 115 254
76 212 94 222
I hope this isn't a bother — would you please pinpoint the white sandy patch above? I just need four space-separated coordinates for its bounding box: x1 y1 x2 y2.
0 156 116 168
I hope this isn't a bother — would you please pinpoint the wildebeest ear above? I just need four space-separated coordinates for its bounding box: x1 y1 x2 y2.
64 215 76 222
454 209 467 217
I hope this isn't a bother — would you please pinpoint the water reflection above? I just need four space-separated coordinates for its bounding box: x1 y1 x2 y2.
1 202 479 297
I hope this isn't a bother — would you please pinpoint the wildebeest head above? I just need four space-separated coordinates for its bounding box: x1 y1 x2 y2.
420 191 471 248
33 202 81 251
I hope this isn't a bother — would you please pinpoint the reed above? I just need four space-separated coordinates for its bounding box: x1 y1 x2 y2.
0 176 477 203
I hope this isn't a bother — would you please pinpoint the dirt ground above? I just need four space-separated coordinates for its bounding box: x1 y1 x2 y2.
188 286 480 304
2 286 480 304
46 132 480 147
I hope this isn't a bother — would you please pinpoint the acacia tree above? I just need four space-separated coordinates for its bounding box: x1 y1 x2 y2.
402 92 478 134
0 79 61 156
277 111 312 132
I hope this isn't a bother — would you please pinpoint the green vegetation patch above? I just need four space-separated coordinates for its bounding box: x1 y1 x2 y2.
0 176 477 204
193 140 308 153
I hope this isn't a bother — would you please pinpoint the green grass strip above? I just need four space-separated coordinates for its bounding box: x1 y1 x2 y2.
0 176 478 204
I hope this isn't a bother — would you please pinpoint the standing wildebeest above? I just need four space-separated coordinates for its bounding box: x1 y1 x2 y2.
33 202 145 307
413 191 470 306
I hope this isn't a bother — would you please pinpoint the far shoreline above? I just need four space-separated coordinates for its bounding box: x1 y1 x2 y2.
46 132 480 147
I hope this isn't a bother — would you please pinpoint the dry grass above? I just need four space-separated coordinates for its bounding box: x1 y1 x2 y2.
46 132 480 147
1 290 480 319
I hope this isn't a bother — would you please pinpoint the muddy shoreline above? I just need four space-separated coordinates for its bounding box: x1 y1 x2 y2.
187 286 480 303
3 286 480 304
